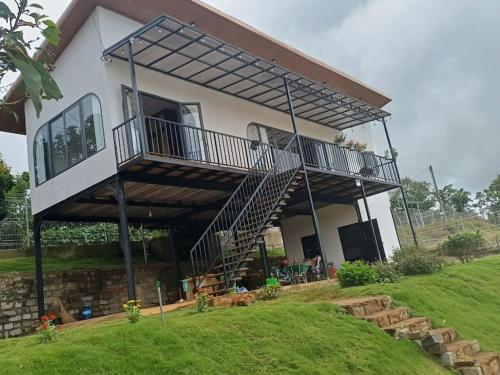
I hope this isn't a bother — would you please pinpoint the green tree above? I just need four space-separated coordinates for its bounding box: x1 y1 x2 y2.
0 153 14 220
390 177 436 211
0 1 62 118
485 175 500 213
436 184 471 213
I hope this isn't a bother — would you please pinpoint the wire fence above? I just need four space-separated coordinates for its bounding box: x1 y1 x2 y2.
393 207 500 251
0 195 167 251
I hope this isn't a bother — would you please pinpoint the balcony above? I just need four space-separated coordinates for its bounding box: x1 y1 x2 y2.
113 115 399 185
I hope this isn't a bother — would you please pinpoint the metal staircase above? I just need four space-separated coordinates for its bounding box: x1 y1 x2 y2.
189 134 302 294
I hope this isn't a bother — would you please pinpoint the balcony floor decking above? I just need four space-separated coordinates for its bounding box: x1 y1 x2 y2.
41 155 399 229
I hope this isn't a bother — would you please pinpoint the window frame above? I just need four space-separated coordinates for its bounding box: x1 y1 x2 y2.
33 93 105 186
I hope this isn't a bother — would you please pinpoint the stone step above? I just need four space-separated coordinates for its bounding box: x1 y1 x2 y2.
424 328 458 354
334 296 392 317
383 317 432 339
440 340 481 367
362 307 410 328
456 352 500 375
423 327 457 346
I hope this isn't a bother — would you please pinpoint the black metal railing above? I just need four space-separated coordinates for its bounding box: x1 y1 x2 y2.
300 135 399 184
190 134 301 291
113 115 269 171
112 115 399 184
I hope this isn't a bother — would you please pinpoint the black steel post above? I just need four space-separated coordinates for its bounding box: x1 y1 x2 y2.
283 76 329 277
127 39 147 154
382 118 418 247
169 230 183 298
33 217 44 318
259 241 270 278
359 179 383 262
390 207 402 248
116 176 136 301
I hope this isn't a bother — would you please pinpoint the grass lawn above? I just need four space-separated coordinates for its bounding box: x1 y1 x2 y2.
0 256 499 374
0 256 125 273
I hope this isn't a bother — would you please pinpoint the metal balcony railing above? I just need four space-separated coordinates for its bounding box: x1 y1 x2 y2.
112 116 399 184
300 135 399 184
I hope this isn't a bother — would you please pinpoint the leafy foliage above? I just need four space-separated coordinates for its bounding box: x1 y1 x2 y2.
0 1 62 118
371 261 401 283
390 177 436 211
35 314 58 344
391 246 443 275
337 260 377 287
256 284 282 300
0 153 14 220
195 292 209 313
441 231 485 263
123 300 142 324
438 184 471 212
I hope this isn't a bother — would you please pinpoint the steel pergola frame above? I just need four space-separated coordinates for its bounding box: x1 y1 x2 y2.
103 15 390 131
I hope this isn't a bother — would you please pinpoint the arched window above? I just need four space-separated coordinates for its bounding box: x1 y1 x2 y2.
33 93 105 185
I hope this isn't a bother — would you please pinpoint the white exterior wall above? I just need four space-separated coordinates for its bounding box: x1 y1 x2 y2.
26 9 117 215
25 7 400 259
281 204 359 267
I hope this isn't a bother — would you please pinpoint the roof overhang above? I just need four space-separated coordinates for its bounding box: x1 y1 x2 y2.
104 15 390 130
1 0 391 135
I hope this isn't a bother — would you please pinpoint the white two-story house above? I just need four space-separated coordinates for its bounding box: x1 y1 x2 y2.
1 0 413 315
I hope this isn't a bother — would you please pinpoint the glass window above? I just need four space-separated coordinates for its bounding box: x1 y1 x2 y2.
33 93 105 185
34 124 51 185
82 95 104 156
64 103 84 165
50 115 67 175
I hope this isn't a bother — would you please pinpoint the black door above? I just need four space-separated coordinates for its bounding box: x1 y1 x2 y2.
338 219 386 263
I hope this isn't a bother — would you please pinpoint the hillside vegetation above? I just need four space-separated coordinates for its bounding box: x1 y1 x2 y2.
1 256 499 374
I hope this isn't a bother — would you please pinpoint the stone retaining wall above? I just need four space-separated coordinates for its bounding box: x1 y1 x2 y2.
0 263 191 338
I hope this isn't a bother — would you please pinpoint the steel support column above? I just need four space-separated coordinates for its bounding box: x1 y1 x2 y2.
33 217 44 318
259 240 270 278
169 230 183 299
353 202 363 223
382 119 418 247
359 179 383 262
283 77 329 277
127 39 147 154
116 176 137 301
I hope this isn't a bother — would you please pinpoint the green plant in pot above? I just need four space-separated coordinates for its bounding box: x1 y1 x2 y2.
333 132 346 146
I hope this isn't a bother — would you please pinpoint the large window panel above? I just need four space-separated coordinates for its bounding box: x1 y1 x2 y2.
50 116 67 175
33 93 105 185
64 103 84 165
82 94 105 156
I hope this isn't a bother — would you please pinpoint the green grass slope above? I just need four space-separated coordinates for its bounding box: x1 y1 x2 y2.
2 256 499 374
0 301 447 375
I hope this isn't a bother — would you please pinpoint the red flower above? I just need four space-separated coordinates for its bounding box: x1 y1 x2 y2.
48 314 57 321
41 322 48 330
40 315 49 322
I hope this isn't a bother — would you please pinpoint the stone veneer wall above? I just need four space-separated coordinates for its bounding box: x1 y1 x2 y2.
0 263 191 338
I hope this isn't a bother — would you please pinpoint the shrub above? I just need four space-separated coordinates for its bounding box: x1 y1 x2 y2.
195 292 209 313
122 300 142 323
337 260 377 287
35 314 58 343
441 231 485 263
392 246 442 275
372 262 400 283
256 285 282 300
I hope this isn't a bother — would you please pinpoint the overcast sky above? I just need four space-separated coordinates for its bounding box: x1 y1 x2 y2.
1 0 499 193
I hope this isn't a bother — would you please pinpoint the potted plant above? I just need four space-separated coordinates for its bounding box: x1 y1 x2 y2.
353 142 367 152
333 132 346 146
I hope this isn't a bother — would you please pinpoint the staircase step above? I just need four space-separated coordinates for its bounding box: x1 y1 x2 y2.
457 352 500 375
362 307 410 328
439 340 481 367
422 327 457 348
334 296 392 317
383 317 432 339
